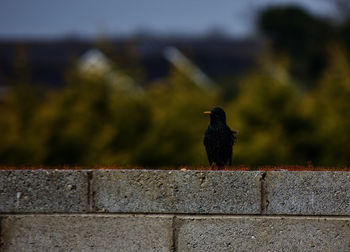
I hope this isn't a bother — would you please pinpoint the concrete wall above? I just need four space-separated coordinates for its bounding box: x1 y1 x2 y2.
1 170 350 251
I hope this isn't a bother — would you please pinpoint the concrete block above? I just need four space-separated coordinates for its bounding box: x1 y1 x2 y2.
176 216 350 252
0 170 88 213
1 214 173 252
266 171 350 215
93 170 175 212
93 170 262 214
171 171 261 213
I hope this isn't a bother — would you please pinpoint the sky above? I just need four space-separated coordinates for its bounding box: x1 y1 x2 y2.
0 0 336 39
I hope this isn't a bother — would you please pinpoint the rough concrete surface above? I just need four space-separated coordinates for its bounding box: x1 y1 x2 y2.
92 170 262 214
176 216 350 252
266 171 350 215
0 170 88 213
1 214 173 252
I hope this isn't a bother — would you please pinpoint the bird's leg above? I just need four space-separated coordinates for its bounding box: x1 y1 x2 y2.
209 163 214 170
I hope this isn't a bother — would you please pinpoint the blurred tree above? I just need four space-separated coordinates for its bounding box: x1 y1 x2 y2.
305 45 350 166
33 68 151 165
226 56 315 166
0 88 44 164
134 67 218 167
257 6 334 85
0 47 43 165
333 0 350 21
3 31 350 168
340 17 350 53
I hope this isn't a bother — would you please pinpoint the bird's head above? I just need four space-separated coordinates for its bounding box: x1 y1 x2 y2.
204 107 227 125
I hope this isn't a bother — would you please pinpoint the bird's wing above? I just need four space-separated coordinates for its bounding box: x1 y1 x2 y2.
204 129 214 165
205 144 214 165
228 129 235 165
231 129 237 145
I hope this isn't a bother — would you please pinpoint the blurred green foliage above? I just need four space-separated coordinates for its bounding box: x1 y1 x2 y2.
258 5 350 87
258 6 333 84
1 45 350 167
1 6 350 167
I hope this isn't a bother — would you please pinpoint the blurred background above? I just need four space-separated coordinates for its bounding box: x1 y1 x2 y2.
1 0 350 167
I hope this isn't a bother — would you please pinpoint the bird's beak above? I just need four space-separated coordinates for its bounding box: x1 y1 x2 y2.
204 111 211 115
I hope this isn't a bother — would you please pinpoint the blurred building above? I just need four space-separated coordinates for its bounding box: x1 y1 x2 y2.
0 35 263 87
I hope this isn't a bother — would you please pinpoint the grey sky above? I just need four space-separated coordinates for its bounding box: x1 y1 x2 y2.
0 0 335 39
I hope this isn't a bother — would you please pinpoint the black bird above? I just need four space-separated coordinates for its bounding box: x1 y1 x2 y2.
204 107 237 169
